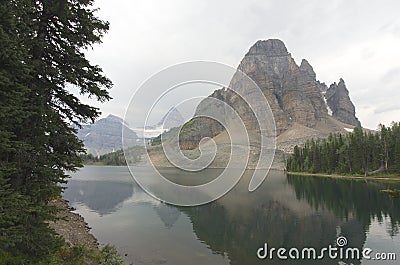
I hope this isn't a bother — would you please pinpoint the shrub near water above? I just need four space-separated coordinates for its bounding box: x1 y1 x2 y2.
34 244 125 265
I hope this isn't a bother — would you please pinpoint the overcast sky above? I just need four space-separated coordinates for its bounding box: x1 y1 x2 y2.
80 0 400 130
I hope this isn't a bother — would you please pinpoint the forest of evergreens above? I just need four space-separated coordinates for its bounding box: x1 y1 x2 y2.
81 146 145 166
0 1 119 263
287 123 400 175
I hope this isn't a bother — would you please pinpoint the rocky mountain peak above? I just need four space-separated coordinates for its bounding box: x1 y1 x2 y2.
77 115 138 156
317 81 328 93
106 114 122 120
236 39 331 133
100 114 126 125
246 39 289 57
182 39 361 140
157 107 185 129
168 39 363 156
299 59 316 80
337 78 347 89
325 79 361 127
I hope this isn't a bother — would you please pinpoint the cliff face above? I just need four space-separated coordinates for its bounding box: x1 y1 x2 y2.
235 40 331 134
176 39 361 153
145 39 364 169
325 79 361 127
178 89 227 150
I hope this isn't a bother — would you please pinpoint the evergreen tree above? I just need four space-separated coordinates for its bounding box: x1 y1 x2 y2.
393 123 400 171
287 123 400 175
380 124 390 170
0 0 111 262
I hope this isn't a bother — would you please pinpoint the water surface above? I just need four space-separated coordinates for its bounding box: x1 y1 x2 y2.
64 166 400 265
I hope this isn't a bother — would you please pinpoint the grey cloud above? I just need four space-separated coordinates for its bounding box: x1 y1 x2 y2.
77 0 400 130
374 104 400 114
381 67 400 84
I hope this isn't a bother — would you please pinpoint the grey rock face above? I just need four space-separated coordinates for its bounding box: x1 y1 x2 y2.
175 39 362 150
317 81 328 93
237 40 361 132
178 89 227 150
233 40 334 133
246 39 289 56
325 79 361 127
155 107 185 129
77 114 139 156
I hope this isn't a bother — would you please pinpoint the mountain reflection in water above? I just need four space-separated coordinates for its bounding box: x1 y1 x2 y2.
63 166 400 265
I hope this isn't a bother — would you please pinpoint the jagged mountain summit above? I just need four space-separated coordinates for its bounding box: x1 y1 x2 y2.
236 39 360 133
177 39 362 155
324 78 361 127
77 114 139 156
145 107 185 130
133 39 363 169
134 107 185 139
157 107 185 129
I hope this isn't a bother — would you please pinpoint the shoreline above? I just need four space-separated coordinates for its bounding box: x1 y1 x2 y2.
48 199 127 264
81 164 285 170
48 199 99 250
81 164 400 181
287 171 400 181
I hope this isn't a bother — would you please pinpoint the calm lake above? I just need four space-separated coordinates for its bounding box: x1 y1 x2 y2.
63 166 400 265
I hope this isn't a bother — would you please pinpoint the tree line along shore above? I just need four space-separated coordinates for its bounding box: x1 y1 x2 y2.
287 122 400 178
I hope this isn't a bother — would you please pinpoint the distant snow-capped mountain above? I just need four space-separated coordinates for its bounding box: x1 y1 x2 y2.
133 107 185 138
77 114 139 156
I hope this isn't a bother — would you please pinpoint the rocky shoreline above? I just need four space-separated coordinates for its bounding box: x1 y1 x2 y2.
48 199 99 250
